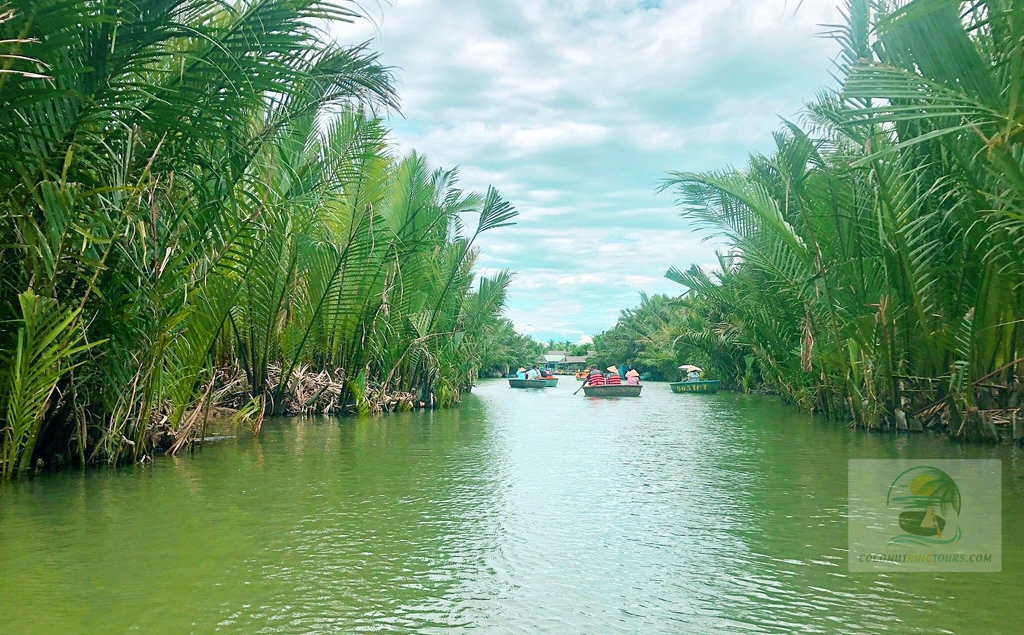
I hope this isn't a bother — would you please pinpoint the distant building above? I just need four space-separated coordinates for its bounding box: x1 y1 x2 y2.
539 350 592 373
540 351 569 370
559 355 591 372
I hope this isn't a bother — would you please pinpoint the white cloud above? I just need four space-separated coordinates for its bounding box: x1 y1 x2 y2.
336 0 843 340
418 121 611 158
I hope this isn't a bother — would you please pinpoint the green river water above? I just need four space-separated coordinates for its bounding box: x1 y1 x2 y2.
1 379 1021 634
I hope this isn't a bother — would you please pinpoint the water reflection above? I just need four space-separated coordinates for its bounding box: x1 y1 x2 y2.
0 381 1021 634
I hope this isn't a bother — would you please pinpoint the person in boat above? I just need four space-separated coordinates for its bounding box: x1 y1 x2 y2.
587 366 605 386
605 366 622 385
624 369 640 386
526 365 540 380
516 366 527 380
686 369 700 382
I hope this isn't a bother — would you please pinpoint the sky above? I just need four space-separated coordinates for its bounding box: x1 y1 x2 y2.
339 0 844 344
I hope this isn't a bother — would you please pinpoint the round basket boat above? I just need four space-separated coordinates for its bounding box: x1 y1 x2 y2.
509 378 548 389
581 384 642 397
668 380 721 394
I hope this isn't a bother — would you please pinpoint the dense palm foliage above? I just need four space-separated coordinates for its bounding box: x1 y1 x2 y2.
654 0 1024 436
0 0 516 478
591 293 687 380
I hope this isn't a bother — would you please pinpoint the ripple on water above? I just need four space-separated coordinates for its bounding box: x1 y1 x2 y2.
0 381 1022 634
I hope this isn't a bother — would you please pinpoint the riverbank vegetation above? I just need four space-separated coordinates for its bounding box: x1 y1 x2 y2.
591 293 685 381
0 0 518 478
603 0 1024 441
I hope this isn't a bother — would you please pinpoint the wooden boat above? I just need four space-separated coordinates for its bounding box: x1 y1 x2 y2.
542 377 559 387
508 378 548 389
575 371 587 381
669 379 721 394
582 384 642 397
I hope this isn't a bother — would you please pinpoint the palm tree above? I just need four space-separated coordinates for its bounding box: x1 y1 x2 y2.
0 1 516 477
657 0 1023 431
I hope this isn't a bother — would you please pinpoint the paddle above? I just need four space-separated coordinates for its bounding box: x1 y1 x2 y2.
574 378 588 395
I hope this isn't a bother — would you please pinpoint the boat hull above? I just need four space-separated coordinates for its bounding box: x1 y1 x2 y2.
543 378 559 387
508 379 548 389
669 380 721 394
582 384 642 397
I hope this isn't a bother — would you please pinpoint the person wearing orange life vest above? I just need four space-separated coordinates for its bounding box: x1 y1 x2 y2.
605 366 622 385
587 366 605 386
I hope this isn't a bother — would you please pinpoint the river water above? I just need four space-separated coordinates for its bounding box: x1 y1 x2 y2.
1 379 1021 634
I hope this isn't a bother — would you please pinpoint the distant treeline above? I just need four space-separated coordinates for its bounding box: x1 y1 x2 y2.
591 293 687 382
477 320 546 377
600 0 1024 439
0 0 518 478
